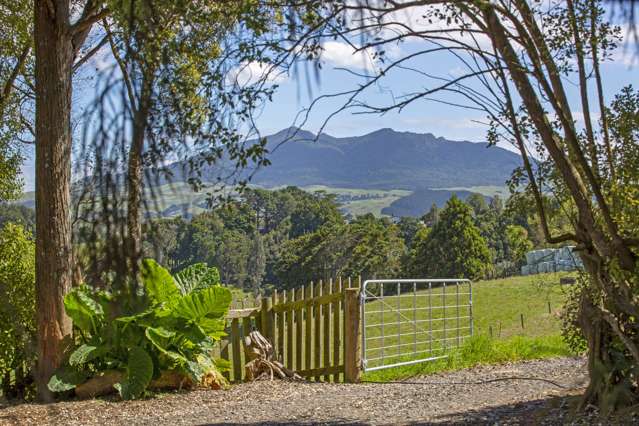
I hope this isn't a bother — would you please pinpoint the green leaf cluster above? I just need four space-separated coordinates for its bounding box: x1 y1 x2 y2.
48 260 231 400
0 223 35 387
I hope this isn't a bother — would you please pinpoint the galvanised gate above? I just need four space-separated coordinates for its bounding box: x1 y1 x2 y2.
361 279 473 372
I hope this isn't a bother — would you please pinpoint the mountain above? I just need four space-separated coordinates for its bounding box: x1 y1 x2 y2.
166 127 521 191
15 128 519 218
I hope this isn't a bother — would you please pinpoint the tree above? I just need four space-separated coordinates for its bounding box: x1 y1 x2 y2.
505 224 533 267
29 0 281 399
412 196 491 280
275 214 404 289
33 0 108 401
284 0 638 409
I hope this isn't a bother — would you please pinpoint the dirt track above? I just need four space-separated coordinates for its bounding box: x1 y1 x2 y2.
1 357 609 425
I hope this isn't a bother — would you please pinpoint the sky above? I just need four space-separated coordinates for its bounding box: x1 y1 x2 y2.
18 8 639 192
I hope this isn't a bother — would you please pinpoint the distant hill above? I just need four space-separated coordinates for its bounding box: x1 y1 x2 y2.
381 189 489 217
16 128 519 219
164 127 521 191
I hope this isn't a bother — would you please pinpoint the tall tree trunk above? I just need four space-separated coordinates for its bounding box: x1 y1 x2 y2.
34 0 74 402
126 72 152 279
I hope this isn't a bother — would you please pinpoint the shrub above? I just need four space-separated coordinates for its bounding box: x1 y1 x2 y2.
0 223 35 397
48 260 231 400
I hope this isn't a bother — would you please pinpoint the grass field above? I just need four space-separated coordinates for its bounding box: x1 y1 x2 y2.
362 272 575 381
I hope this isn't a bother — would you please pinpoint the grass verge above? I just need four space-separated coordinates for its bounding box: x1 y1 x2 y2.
363 334 573 382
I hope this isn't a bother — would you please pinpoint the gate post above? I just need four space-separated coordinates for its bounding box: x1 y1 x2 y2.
344 287 362 383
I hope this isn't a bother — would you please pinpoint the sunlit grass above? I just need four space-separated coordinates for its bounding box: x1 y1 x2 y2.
363 334 572 382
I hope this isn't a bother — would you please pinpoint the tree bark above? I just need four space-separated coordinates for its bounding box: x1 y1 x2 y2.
126 72 153 279
34 0 74 402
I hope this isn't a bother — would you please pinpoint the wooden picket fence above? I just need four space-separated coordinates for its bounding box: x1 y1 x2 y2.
216 277 362 383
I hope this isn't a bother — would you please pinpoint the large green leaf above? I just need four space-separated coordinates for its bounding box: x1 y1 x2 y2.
173 286 232 322
48 367 88 393
114 346 154 400
141 259 180 304
69 344 106 367
198 317 227 340
144 326 175 353
173 263 221 295
64 287 104 334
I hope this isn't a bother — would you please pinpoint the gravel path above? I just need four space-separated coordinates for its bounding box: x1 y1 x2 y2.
0 357 595 425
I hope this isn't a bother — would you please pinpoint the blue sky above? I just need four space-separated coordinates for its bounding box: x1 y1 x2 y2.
18 16 639 191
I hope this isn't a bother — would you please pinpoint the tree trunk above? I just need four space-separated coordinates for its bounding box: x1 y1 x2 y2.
126 72 153 280
34 0 74 402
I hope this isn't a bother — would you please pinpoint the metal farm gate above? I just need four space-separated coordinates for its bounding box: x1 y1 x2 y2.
361 279 473 372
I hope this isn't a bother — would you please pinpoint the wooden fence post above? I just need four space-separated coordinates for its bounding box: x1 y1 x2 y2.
344 287 361 383
261 296 274 343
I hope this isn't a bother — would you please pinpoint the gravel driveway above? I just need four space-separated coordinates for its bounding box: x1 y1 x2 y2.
0 357 595 425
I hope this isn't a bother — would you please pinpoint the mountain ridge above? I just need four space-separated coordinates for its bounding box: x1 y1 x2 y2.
167 127 521 191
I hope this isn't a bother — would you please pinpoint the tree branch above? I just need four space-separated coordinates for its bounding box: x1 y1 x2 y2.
0 45 30 118
73 34 109 72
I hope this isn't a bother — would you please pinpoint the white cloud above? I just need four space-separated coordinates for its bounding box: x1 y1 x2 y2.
229 61 289 86
321 41 376 71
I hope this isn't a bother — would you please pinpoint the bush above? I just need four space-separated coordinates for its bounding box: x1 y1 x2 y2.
0 223 36 397
49 260 232 400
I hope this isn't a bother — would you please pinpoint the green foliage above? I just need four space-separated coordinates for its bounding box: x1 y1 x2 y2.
0 203 35 232
141 259 181 303
0 223 35 388
113 347 153 400
560 274 588 354
0 2 32 202
275 214 405 288
49 260 231 400
173 263 221 295
505 225 533 266
411 196 491 280
142 186 344 291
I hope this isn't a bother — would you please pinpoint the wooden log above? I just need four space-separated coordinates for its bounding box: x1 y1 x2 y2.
323 279 332 382
344 288 362 383
243 330 301 381
74 370 196 399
